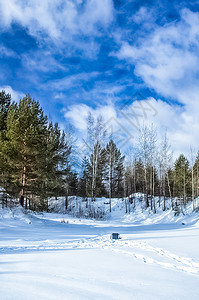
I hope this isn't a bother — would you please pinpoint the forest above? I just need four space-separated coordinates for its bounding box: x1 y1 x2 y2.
0 90 199 213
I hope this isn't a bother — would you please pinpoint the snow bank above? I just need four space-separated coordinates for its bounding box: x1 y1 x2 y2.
47 194 199 226
1 193 199 227
0 205 32 224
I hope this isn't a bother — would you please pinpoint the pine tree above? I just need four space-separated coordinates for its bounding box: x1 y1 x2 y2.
6 96 48 207
104 139 125 211
79 157 90 198
174 154 191 207
0 90 12 200
0 90 11 139
36 122 72 209
0 94 74 210
134 158 145 193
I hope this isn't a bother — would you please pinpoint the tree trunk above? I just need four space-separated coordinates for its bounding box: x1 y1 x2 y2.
153 166 156 213
192 165 194 210
65 188 68 210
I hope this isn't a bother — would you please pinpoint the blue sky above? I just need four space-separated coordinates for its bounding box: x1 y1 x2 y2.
1 0 199 156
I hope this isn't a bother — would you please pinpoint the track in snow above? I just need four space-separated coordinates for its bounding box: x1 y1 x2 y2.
1 236 199 275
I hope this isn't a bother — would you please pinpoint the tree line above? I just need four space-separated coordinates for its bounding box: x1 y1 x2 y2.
0 91 124 211
0 91 76 210
0 90 199 213
124 126 195 214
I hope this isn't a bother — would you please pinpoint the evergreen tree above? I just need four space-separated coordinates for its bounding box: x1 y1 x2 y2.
36 122 72 209
134 158 145 193
0 90 11 139
0 94 73 210
0 91 12 198
89 142 106 199
68 172 78 196
104 140 125 202
79 157 90 198
174 154 191 205
5 96 48 206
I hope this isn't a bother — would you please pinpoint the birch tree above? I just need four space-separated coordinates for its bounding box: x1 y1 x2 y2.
158 133 173 210
138 124 157 210
86 113 106 201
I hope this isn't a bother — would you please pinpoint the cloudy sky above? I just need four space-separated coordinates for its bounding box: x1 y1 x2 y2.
1 0 199 156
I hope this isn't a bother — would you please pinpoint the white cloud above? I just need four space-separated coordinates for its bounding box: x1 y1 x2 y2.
64 103 116 132
0 46 18 58
22 50 67 73
111 8 199 156
0 85 25 101
116 8 199 105
63 95 199 158
0 0 114 43
49 71 100 91
132 6 156 29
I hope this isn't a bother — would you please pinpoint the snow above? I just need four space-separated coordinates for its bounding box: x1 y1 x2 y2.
1 198 199 299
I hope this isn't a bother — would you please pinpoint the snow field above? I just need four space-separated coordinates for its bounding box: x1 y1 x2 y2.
1 198 199 299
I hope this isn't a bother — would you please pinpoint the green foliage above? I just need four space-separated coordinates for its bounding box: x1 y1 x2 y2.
1 89 199 212
79 157 90 197
174 154 191 201
0 94 73 210
0 90 11 139
104 139 125 197
79 139 125 198
0 91 12 192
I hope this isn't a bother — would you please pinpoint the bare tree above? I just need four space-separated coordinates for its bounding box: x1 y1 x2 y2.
159 132 173 210
86 113 106 201
138 125 150 208
148 124 157 213
138 124 157 211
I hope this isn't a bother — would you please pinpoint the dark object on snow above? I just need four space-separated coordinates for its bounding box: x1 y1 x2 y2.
182 222 186 225
110 233 121 240
19 195 24 207
129 196 133 204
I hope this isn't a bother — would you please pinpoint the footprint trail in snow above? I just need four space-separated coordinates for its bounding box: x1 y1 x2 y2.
1 235 199 275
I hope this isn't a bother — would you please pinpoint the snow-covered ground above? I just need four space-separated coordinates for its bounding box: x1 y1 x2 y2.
1 197 199 299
